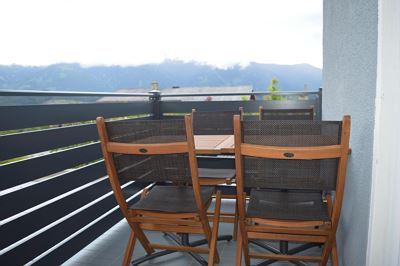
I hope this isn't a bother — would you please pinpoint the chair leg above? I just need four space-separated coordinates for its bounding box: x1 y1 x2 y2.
239 219 251 266
199 200 220 265
321 234 335 266
233 197 239 241
331 237 339 266
208 191 222 266
122 230 136 266
236 226 243 266
128 222 155 254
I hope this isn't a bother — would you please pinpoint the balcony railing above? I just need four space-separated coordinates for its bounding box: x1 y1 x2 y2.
0 88 322 265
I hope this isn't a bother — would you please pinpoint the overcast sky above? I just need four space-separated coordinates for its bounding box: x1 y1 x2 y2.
0 0 322 68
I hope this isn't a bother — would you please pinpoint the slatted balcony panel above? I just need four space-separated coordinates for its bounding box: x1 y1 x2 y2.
0 99 153 265
34 206 124 266
0 101 151 131
1 161 106 220
0 182 147 266
0 143 102 190
0 178 111 250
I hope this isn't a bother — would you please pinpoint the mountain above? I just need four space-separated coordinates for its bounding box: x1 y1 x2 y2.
0 60 321 92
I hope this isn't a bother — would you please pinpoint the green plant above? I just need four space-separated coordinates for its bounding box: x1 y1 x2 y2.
240 95 249 101
263 77 286 100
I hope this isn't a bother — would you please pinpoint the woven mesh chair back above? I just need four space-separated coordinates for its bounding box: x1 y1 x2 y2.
241 120 341 190
193 110 241 135
259 107 314 120
105 119 191 183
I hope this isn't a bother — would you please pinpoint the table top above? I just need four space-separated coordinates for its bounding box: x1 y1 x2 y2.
194 135 234 155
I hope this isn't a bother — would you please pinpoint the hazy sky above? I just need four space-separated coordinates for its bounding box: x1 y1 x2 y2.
0 0 322 68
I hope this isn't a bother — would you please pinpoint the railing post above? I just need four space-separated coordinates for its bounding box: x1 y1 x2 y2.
149 81 161 119
318 87 323 120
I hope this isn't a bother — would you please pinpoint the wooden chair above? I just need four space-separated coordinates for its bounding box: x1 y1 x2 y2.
191 107 243 185
191 107 244 240
256 105 316 258
192 107 244 135
259 106 315 120
233 115 351 266
96 115 222 266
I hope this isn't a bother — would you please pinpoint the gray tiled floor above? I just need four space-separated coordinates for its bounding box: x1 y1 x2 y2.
63 200 330 266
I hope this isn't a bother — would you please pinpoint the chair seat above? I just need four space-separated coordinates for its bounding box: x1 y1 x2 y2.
198 168 236 179
246 189 330 221
130 185 214 213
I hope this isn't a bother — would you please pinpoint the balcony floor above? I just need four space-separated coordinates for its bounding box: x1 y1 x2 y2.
63 200 329 266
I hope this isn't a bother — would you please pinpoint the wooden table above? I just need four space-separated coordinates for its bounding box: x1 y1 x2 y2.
194 135 234 155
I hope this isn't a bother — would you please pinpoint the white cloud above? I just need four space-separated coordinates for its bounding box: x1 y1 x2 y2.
0 0 322 67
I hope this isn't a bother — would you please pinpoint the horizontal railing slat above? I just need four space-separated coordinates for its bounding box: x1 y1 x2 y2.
0 178 111 249
0 101 151 131
0 115 153 162
255 100 319 115
0 143 102 190
0 182 146 265
161 100 318 114
0 161 106 220
162 114 275 121
160 91 319 97
0 123 98 161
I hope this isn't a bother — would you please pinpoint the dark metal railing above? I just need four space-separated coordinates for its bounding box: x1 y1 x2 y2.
0 88 322 265
0 89 319 97
0 89 152 97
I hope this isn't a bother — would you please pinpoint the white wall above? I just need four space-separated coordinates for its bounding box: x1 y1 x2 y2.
323 0 378 265
367 0 400 265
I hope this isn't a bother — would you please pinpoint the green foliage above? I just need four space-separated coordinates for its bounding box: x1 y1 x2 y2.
263 77 286 100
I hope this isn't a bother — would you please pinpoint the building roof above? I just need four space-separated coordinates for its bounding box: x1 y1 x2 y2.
97 85 253 102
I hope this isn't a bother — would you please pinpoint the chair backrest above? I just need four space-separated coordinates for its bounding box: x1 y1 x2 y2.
259 106 314 120
192 108 243 135
234 117 350 192
97 118 199 185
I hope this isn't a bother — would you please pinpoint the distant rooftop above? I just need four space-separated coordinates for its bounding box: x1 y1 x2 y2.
97 85 253 102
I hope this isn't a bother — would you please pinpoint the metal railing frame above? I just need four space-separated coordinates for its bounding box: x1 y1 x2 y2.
0 89 320 97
